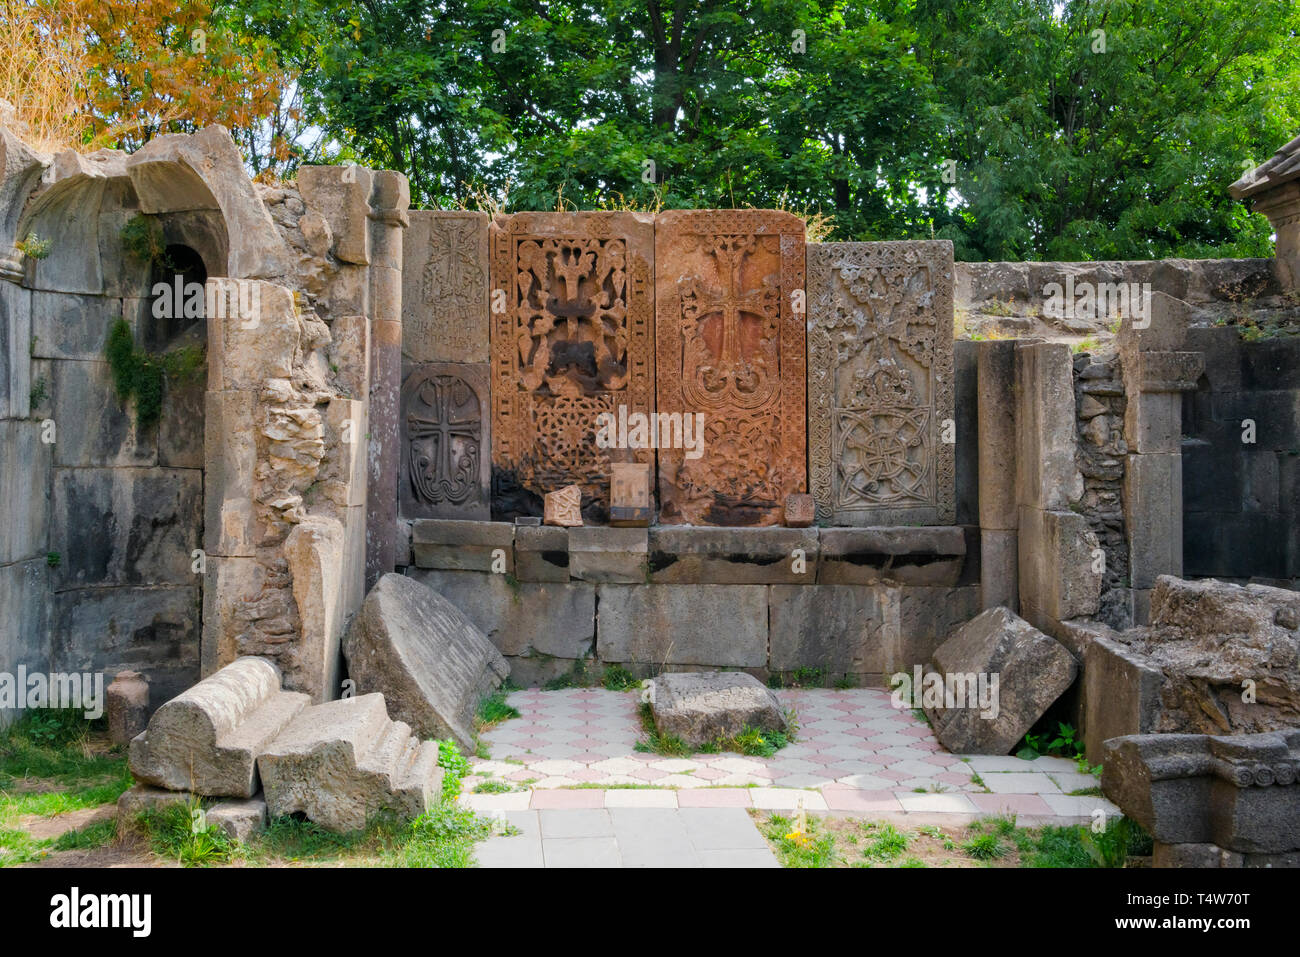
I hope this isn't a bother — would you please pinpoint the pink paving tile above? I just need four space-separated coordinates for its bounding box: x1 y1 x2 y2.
937 771 978 786
512 738 552 750
505 769 537 782
875 768 910 782
677 789 754 807
529 788 608 809
919 754 960 767
691 766 729 781
822 787 904 813
629 767 669 781
897 725 934 737
567 737 606 749
968 793 1054 815
568 768 609 782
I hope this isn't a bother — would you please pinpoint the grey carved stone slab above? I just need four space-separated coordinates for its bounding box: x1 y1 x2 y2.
402 211 489 362
399 362 490 520
808 241 955 525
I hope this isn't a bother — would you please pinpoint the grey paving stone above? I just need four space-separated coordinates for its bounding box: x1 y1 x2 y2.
538 808 613 839
610 808 701 867
678 807 770 851
542 837 622 868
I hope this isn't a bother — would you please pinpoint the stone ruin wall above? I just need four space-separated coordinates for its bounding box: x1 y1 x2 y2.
3 112 1299 721
0 118 403 712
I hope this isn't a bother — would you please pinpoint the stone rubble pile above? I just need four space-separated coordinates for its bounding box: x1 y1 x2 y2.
120 656 443 837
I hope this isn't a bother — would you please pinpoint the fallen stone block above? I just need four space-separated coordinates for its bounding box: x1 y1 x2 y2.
115 784 194 837
344 573 509 750
649 672 787 749
1101 729 1300 856
128 657 310 797
923 606 1078 754
258 693 443 833
206 796 267 844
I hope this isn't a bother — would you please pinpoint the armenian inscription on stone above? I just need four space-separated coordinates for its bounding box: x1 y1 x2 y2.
655 210 807 526
489 212 655 519
398 362 490 520
402 210 489 363
807 240 955 525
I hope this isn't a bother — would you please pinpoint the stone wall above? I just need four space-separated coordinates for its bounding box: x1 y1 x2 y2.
401 520 979 686
1072 350 1129 627
1182 327 1300 586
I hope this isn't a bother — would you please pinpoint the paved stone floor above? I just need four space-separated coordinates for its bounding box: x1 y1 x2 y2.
465 687 1119 824
473 808 779 868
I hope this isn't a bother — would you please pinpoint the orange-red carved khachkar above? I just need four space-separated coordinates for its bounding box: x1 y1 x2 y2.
655 210 807 526
489 212 655 521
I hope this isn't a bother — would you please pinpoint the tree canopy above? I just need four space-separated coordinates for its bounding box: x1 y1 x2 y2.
27 0 1300 260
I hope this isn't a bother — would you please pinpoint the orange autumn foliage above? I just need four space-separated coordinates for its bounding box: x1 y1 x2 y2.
0 0 291 154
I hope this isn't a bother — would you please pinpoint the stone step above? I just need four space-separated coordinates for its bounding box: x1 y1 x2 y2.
258 693 443 833
129 657 310 797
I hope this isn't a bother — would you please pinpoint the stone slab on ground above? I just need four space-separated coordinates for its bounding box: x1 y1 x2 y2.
922 607 1078 755
257 692 443 833
128 657 310 797
649 672 787 748
345 573 509 750
116 784 195 836
206 796 267 843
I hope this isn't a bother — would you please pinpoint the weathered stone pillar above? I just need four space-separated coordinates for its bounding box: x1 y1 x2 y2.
364 171 409 589
1014 341 1101 634
1117 292 1203 623
976 340 1017 610
1230 136 1300 293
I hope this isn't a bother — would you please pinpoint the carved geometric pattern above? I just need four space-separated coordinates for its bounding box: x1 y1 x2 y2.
399 362 490 520
490 212 654 517
808 241 955 525
656 210 806 526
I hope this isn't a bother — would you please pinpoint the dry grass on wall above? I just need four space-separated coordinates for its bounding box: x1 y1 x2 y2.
0 0 93 151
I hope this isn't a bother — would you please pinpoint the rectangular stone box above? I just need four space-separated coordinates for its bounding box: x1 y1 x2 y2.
407 568 594 660
399 362 490 520
402 210 489 363
648 526 818 584
655 209 805 526
489 212 655 519
410 519 514 573
568 526 647 583
807 241 955 525
817 526 966 586
514 524 570 582
597 584 767 667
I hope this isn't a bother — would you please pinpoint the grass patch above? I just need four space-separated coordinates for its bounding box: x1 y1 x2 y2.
763 813 839 868
601 664 638 691
140 798 237 867
475 690 520 732
863 822 909 861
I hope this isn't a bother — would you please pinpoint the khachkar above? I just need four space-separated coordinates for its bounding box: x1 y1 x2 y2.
807 241 955 525
656 210 807 526
399 363 490 520
399 211 492 520
489 212 655 520
401 211 490 363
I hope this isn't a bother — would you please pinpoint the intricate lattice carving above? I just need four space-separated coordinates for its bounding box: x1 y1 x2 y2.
399 363 490 520
808 241 955 525
656 210 806 526
490 212 654 518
